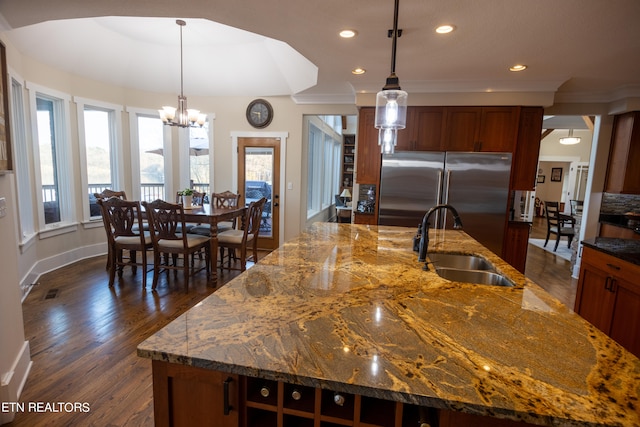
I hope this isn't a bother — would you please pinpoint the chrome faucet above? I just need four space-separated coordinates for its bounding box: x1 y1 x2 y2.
417 204 463 262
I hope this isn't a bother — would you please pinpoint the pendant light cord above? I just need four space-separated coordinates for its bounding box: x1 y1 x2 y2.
390 0 399 75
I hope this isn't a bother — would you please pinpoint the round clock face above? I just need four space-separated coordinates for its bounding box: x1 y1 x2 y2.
246 99 273 128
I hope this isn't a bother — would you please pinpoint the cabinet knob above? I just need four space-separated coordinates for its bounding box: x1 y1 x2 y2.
333 393 345 406
260 386 270 398
291 389 302 400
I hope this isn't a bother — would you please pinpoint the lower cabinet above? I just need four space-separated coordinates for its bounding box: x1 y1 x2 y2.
502 222 531 273
575 247 640 357
151 360 540 427
151 360 239 427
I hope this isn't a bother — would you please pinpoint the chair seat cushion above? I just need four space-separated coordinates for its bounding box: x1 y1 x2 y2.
218 230 255 245
158 233 210 250
115 233 152 246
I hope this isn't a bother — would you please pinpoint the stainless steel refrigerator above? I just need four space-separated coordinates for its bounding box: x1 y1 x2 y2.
378 151 512 256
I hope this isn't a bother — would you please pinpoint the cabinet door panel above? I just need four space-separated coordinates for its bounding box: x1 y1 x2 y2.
610 280 640 357
356 108 381 184
575 262 616 333
414 107 445 151
444 107 481 151
478 107 519 152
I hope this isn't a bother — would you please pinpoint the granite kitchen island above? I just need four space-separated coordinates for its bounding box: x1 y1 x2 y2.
138 223 640 427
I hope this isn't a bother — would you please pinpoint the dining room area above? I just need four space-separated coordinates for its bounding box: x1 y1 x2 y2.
94 187 269 293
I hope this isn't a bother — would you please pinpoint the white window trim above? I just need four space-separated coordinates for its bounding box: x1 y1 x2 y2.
8 69 37 250
26 81 77 237
74 96 125 225
126 106 172 201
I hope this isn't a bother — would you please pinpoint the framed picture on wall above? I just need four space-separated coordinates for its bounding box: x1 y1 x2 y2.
551 167 562 182
537 175 545 184
0 41 12 173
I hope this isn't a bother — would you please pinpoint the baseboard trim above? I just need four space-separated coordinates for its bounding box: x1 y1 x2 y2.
19 243 107 301
0 341 32 424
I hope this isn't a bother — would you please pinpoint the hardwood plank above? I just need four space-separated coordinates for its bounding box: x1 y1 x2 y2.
7 252 265 427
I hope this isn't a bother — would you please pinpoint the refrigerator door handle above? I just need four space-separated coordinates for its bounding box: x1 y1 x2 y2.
441 170 452 228
434 169 444 228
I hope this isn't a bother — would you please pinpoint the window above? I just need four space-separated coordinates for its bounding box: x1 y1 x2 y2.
189 121 210 195
75 97 124 221
306 116 342 218
27 83 75 233
128 108 168 202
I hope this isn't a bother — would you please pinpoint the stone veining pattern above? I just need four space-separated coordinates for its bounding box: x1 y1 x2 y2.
138 223 640 426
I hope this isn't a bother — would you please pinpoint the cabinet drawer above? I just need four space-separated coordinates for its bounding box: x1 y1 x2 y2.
582 246 640 291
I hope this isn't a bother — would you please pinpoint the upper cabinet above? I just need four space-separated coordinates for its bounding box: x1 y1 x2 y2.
444 107 519 152
605 111 640 194
395 107 445 151
356 108 381 185
511 107 544 190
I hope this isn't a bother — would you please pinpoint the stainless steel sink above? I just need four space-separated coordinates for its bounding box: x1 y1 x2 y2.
435 267 514 287
427 253 495 271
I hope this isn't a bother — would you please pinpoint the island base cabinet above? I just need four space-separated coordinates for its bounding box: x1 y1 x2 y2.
151 360 239 427
150 362 542 427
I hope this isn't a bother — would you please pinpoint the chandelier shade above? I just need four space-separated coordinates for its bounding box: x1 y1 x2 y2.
159 20 206 128
374 0 408 154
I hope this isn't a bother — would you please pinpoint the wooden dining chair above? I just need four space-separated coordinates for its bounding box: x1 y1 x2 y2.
189 191 241 236
97 197 152 288
142 199 211 292
217 197 266 272
94 189 130 269
544 201 575 252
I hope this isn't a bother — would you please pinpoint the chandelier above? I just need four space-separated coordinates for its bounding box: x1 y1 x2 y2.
374 0 408 154
158 20 206 128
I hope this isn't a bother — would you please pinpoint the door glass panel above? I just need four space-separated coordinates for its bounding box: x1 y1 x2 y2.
244 147 273 238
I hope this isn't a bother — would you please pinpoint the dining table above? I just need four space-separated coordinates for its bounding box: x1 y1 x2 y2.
181 203 247 286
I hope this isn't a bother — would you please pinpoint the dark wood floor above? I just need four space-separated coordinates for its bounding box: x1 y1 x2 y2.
8 222 577 426
525 216 578 307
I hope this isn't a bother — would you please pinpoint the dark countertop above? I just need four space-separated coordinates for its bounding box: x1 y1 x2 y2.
582 237 640 266
138 223 640 427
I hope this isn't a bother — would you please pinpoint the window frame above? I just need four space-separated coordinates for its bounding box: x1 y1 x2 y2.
75 96 124 225
26 82 77 238
126 106 172 202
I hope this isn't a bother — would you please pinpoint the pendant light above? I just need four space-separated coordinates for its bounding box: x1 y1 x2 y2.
374 0 408 154
158 20 206 128
559 129 581 145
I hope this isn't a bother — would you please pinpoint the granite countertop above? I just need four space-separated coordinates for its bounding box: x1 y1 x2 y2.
138 223 640 427
582 237 640 266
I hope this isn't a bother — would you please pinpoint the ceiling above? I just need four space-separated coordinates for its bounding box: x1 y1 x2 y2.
1 0 639 106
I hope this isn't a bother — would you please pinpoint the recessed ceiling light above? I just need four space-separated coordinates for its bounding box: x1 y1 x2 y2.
509 64 527 72
352 68 366 75
435 25 455 34
339 29 357 38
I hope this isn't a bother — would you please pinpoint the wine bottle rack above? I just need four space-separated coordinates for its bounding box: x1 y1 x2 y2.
243 376 405 427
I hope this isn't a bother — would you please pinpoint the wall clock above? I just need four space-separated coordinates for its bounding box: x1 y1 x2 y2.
246 99 273 129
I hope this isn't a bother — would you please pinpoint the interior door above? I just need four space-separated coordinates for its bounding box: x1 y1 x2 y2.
238 137 280 250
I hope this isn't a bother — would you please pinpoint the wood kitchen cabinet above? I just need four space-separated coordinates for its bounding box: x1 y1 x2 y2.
510 107 544 190
502 222 531 273
604 111 640 194
395 106 445 151
151 360 240 427
574 246 640 357
356 107 381 185
443 106 519 152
